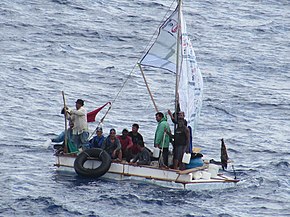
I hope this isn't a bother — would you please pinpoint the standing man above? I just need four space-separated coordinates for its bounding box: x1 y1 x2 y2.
172 120 190 169
128 123 143 156
168 110 192 153
154 112 171 167
66 99 89 150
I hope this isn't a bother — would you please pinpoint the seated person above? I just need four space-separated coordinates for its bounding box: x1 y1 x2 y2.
128 123 143 156
130 141 151 166
102 128 122 161
51 121 78 154
89 127 105 148
185 149 204 169
117 128 134 162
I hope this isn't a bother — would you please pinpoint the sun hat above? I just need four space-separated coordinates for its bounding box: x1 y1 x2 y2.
192 147 201 153
75 99 84 106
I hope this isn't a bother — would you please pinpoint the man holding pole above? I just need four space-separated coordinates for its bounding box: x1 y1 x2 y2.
66 99 89 150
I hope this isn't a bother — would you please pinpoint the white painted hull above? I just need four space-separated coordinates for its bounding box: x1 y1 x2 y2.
54 155 239 190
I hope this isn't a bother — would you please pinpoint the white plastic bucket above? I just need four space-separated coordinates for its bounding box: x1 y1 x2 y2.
201 171 211 180
182 153 191 164
153 147 160 158
192 171 202 180
208 164 219 178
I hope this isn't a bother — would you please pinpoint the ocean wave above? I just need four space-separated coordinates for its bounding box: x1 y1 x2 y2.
0 0 289 216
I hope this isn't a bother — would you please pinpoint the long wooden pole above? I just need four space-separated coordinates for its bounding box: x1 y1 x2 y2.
138 63 159 112
174 0 182 126
62 91 68 152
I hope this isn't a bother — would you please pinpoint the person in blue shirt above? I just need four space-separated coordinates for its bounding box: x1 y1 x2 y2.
102 128 122 160
185 148 204 169
89 127 105 148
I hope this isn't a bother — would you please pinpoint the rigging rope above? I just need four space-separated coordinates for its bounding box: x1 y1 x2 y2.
107 0 177 113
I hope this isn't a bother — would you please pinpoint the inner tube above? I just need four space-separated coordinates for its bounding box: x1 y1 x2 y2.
74 148 111 178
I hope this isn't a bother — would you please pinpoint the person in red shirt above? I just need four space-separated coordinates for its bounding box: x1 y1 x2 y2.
117 128 134 162
128 123 144 156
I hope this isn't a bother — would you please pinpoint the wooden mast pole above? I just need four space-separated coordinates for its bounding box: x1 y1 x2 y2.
138 63 159 112
174 0 182 123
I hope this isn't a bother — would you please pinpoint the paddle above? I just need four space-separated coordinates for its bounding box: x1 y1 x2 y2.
62 91 68 153
158 131 167 167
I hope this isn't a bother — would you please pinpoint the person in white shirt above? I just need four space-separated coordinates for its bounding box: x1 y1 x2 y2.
66 99 89 150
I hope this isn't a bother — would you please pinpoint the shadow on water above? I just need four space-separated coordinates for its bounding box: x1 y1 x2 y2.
13 196 83 216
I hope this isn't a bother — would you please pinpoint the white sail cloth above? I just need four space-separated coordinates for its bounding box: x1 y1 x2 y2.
139 6 203 134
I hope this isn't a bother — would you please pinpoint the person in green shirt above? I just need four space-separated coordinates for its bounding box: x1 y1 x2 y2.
154 112 171 167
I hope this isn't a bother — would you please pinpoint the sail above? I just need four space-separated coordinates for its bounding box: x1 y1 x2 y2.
139 4 203 134
178 8 203 134
139 8 179 72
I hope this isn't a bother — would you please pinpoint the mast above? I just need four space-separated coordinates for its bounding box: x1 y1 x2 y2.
174 0 182 122
138 63 159 112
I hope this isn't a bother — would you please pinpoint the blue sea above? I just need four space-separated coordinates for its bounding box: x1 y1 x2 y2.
1 0 289 216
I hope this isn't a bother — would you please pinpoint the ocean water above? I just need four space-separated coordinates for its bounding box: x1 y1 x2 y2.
0 0 289 216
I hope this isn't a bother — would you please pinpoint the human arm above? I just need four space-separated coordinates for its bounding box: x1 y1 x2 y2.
165 127 173 139
167 109 177 124
126 137 134 150
167 109 174 120
115 138 121 151
131 153 139 164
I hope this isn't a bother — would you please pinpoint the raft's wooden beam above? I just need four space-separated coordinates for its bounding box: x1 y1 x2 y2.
177 165 208 175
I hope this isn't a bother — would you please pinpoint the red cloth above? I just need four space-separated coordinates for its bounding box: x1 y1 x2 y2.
87 102 111 122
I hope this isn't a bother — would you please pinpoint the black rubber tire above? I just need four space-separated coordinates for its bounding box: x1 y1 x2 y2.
74 148 111 178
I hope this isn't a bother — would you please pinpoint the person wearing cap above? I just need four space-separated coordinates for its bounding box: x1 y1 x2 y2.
117 128 134 162
102 128 122 161
66 99 89 150
89 127 105 148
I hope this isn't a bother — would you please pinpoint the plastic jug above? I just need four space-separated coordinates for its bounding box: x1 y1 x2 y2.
208 164 219 178
153 147 160 158
182 153 191 164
